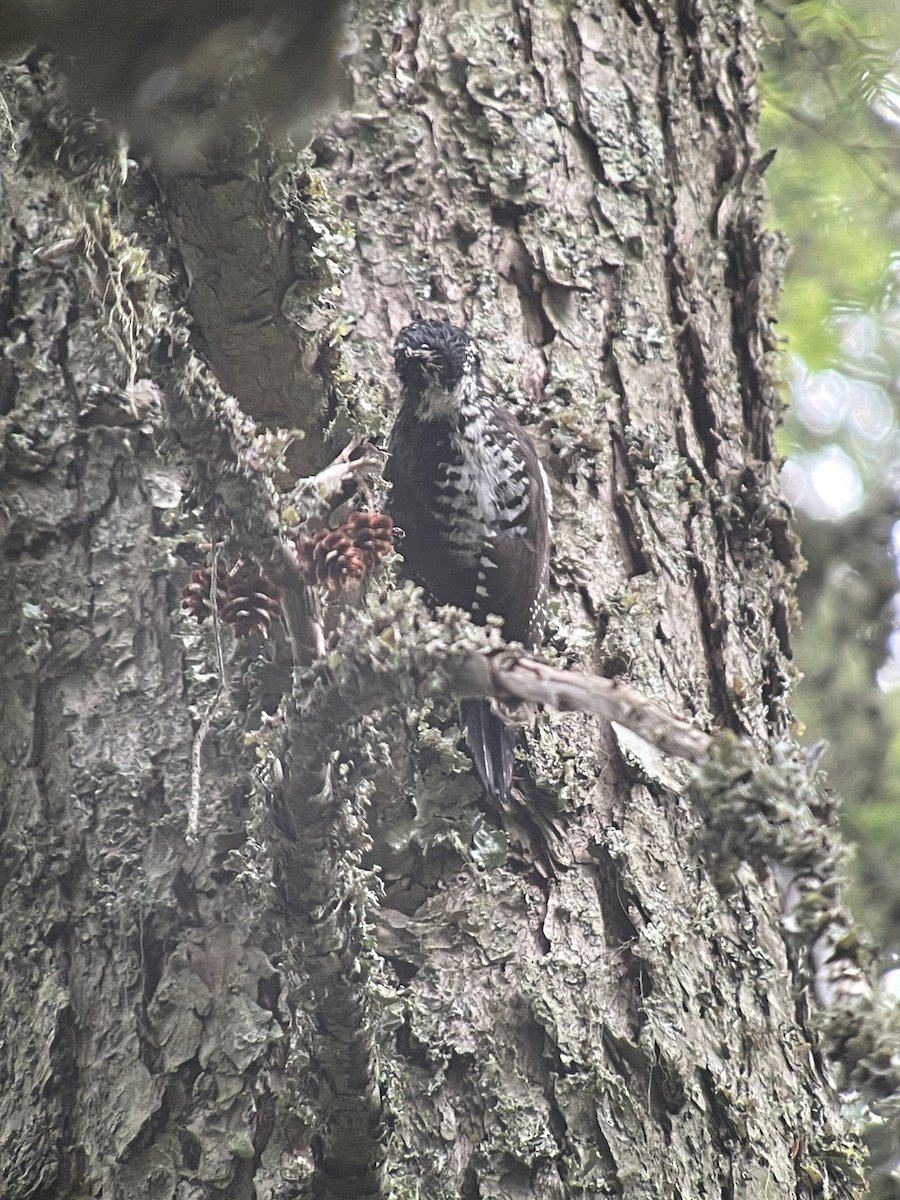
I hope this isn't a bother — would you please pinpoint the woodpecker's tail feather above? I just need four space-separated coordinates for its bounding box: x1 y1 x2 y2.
460 699 515 804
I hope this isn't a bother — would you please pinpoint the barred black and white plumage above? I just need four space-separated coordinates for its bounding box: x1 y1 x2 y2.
385 319 551 803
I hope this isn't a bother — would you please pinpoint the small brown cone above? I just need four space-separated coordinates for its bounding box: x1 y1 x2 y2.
296 528 366 591
183 564 283 638
345 511 395 570
181 567 228 624
220 576 284 639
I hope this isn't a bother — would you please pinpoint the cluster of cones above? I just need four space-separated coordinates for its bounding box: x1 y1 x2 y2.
295 511 394 593
182 512 396 639
181 562 284 640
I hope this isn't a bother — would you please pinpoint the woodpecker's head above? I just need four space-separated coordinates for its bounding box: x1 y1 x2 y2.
393 320 480 417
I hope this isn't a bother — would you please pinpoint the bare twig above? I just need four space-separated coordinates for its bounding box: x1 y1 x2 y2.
455 652 713 763
291 593 711 764
286 438 387 530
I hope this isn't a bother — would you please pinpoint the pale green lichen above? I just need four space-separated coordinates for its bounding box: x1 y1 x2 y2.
541 386 614 466
688 735 842 881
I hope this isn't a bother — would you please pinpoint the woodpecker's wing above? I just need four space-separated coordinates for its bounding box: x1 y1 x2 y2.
476 409 550 650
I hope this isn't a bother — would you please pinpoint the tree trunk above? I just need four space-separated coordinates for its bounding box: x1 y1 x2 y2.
0 3 867 1199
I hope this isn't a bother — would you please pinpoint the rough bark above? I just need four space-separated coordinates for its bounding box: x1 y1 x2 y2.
314 2 854 1194
0 3 871 1200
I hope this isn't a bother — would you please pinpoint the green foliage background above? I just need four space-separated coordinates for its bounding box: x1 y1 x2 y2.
762 3 900 1185
764 0 900 370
